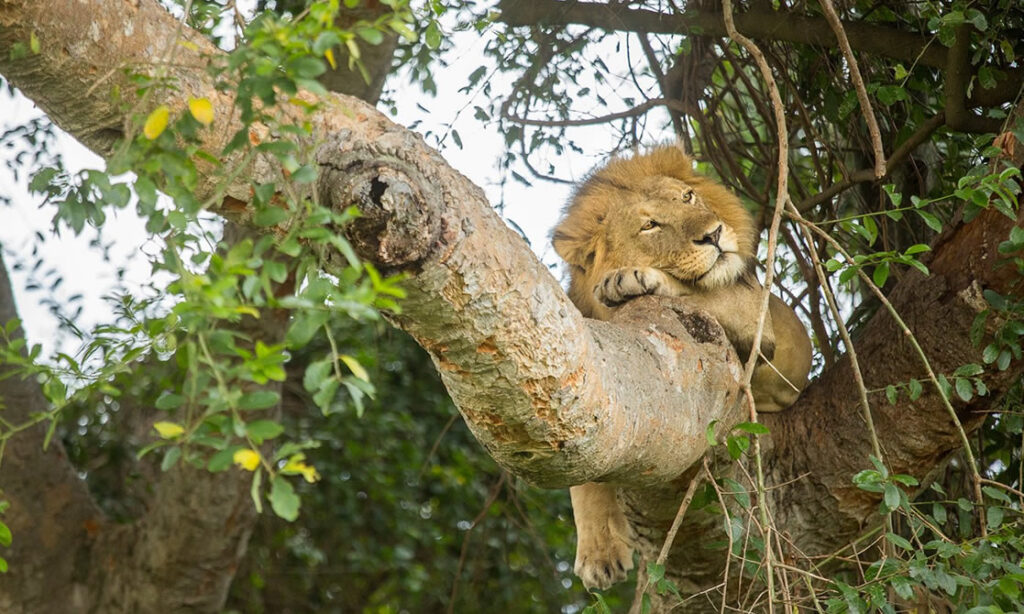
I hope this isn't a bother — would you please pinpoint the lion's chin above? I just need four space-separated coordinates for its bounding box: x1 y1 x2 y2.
691 253 746 289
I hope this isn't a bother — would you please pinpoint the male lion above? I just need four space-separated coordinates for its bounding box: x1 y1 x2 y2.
551 146 813 590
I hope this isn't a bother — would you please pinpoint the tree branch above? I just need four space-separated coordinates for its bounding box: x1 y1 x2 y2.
497 0 1024 109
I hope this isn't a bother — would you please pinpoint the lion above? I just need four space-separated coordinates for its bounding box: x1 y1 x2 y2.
551 146 813 590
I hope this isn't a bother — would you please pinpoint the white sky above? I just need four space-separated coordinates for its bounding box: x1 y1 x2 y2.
0 9 642 357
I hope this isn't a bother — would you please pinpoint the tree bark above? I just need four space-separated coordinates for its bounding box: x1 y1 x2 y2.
1 0 1022 611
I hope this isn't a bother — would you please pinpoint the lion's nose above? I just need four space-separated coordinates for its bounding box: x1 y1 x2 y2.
694 225 723 248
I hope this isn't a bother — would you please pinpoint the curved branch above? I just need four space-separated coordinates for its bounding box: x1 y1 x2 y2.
497 0 1024 109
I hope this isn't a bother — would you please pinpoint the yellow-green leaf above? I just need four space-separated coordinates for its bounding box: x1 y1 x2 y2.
152 421 185 439
233 448 261 471
324 48 337 70
339 354 369 382
282 454 321 483
143 106 170 140
188 97 214 125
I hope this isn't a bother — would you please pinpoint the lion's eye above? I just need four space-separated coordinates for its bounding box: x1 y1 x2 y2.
680 189 695 203
640 219 660 232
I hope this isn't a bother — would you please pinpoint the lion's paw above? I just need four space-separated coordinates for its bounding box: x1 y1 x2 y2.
574 530 634 590
594 267 671 308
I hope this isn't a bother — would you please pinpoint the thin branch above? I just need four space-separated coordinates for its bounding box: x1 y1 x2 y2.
503 96 687 127
818 0 886 178
722 0 790 608
794 112 947 212
656 473 704 567
790 220 882 462
638 32 685 138
448 472 507 614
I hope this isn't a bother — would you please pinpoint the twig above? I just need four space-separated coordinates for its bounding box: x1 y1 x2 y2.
418 413 459 478
794 112 946 212
504 96 688 128
634 471 706 608
656 473 705 567
789 218 883 462
722 0 792 609
448 472 507 614
704 458 735 614
818 0 886 178
979 477 1024 503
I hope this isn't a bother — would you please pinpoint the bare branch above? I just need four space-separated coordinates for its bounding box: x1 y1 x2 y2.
818 0 886 178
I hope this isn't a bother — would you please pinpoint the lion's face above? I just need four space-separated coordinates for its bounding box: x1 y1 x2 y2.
552 146 757 318
601 176 748 289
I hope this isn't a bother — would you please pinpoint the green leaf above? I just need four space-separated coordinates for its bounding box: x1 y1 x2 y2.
955 377 973 402
0 556 7 573
161 445 182 472
312 31 342 55
953 363 984 377
238 390 280 410
722 478 750 509
250 468 263 514
885 532 913 550
873 262 890 288
726 435 750 460
155 392 184 410
883 483 901 511
916 210 943 232
908 379 923 400
0 522 11 547
705 420 718 446
885 384 898 405
287 311 329 347
270 475 300 521
246 420 285 444
312 378 340 414
983 485 1012 503
733 422 769 435
285 56 326 79
424 21 442 49
253 206 288 227
997 349 1011 371
357 27 385 46
208 446 242 472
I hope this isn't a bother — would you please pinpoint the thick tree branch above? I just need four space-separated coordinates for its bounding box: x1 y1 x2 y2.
0 0 751 492
497 0 1024 109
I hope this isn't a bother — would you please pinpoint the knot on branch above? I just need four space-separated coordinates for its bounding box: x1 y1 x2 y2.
320 149 443 272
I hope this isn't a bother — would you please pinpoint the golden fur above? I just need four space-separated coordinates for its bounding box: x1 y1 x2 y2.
552 146 813 590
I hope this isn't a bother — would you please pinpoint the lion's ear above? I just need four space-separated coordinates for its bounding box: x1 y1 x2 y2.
552 225 599 268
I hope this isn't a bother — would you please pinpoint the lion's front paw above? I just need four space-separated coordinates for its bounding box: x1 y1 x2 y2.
594 267 671 308
574 529 634 590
